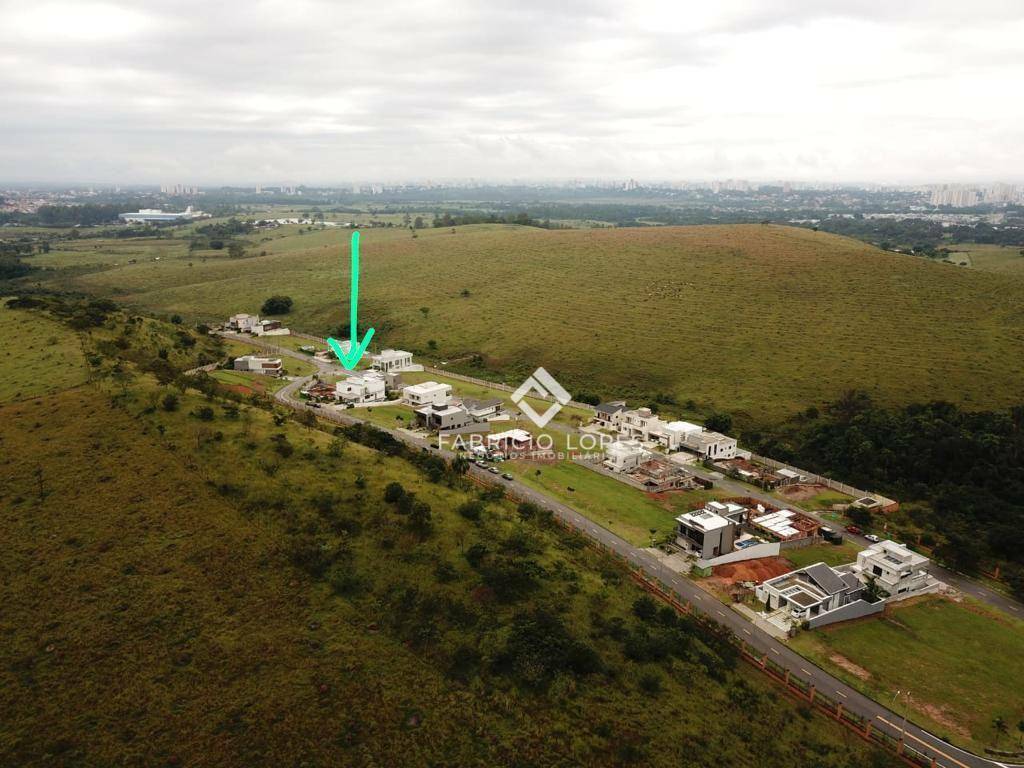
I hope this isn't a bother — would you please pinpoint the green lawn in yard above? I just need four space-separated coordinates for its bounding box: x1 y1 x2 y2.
0 302 88 403
504 458 720 546
789 595 1024 753
782 541 861 569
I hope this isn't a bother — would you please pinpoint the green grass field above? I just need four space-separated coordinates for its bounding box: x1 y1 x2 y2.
790 595 1024 752
0 304 892 768
942 243 1024 276
0 302 88 403
40 223 1024 424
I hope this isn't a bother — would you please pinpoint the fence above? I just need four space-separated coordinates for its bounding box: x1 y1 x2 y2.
749 452 899 512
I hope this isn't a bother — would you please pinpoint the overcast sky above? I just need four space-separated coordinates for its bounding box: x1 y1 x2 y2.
2 0 1023 185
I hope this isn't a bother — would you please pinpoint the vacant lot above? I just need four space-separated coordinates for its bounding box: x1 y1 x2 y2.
782 541 862 569
790 595 1024 752
0 302 88 403
506 458 721 545
46 223 1024 423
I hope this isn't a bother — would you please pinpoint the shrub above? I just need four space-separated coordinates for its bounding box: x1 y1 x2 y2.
383 482 406 504
161 393 179 412
457 501 484 521
261 295 293 315
193 406 215 421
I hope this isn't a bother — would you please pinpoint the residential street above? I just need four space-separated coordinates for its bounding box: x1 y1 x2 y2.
224 333 1020 768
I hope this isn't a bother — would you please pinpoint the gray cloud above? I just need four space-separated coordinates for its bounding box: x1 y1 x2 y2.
0 0 1022 184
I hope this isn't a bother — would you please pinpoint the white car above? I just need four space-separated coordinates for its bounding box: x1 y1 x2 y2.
864 534 881 543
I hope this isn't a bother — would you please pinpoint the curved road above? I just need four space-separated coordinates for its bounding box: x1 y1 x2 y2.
221 334 1020 768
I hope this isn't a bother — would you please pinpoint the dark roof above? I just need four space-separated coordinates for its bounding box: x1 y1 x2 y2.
802 563 850 595
462 397 502 411
595 401 627 415
840 573 862 592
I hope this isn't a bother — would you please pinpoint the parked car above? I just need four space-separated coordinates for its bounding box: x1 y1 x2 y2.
501 473 514 481
488 466 500 474
845 525 863 535
864 533 881 543
474 460 488 468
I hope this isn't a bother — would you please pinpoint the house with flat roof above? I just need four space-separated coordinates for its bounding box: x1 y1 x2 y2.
252 319 290 337
682 429 737 460
756 562 863 622
233 355 283 376
371 349 416 373
651 420 703 451
227 313 260 333
336 370 387 404
619 407 663 442
850 540 930 597
603 439 650 473
402 381 451 407
415 403 471 432
675 506 740 559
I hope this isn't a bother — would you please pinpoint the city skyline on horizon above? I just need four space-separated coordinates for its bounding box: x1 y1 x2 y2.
2 1 1023 186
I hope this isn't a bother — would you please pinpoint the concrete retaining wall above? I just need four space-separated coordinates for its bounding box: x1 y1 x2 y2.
807 599 884 628
697 542 781 569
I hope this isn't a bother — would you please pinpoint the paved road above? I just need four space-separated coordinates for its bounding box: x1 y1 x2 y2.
218 334 1020 768
683 466 1023 619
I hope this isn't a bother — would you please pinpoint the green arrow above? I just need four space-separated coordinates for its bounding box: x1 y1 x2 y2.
327 230 375 370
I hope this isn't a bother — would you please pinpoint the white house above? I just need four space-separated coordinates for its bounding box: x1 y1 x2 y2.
402 381 451 407
371 349 417 373
619 407 663 442
682 429 737 460
233 355 283 376
849 540 930 597
487 429 533 454
336 370 387 403
676 507 740 559
651 420 703 451
227 313 260 333
755 562 863 622
603 439 650 472
415 403 472 431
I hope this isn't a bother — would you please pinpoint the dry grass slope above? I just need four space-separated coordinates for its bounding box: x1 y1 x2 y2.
56 223 1024 422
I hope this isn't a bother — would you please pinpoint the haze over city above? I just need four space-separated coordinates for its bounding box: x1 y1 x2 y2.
2 0 1023 185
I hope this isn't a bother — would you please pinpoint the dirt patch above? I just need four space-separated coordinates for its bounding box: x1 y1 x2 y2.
712 557 794 584
829 653 871 681
777 483 830 502
223 383 255 396
915 702 971 740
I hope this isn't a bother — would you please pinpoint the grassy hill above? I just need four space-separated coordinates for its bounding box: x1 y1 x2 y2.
0 301 89 403
0 301 892 767
45 223 1024 422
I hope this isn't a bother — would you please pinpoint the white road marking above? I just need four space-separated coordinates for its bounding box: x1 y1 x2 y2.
835 690 847 698
770 647 779 655
742 629 751 636
801 668 811 675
